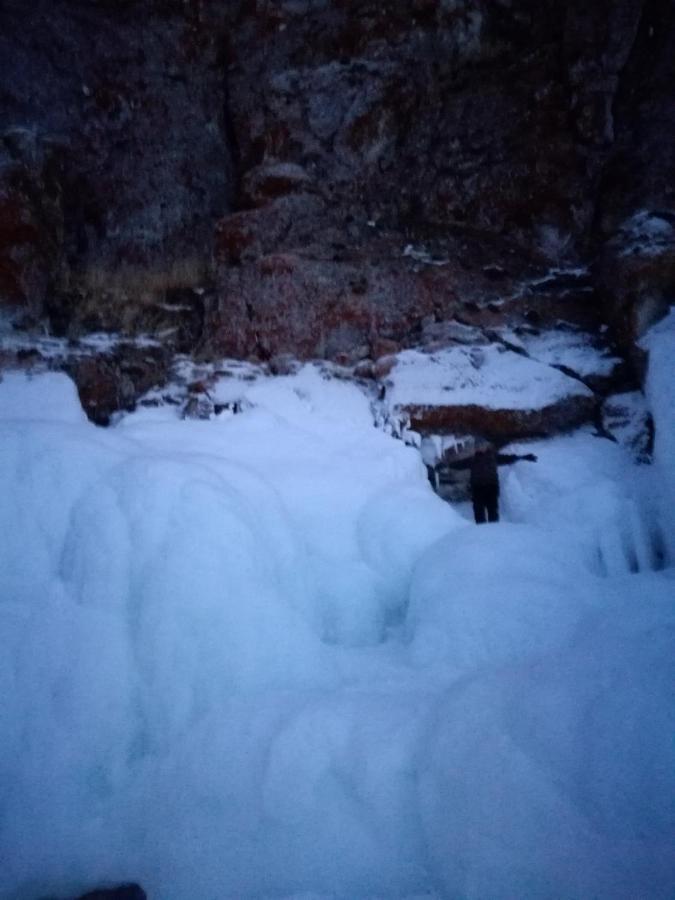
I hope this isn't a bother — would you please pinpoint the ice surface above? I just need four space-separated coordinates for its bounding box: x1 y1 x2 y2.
0 364 674 900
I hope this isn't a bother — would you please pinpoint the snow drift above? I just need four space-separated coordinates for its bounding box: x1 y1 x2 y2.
0 362 673 900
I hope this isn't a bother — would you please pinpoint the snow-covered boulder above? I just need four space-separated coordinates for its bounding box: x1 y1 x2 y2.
384 344 597 439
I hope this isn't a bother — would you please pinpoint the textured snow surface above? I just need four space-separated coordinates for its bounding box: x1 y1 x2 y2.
386 344 592 411
499 327 621 379
0 363 674 900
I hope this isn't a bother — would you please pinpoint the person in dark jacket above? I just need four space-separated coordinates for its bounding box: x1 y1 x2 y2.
449 439 537 524
470 442 505 523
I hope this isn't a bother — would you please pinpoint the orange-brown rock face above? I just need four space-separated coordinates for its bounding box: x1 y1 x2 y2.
401 396 599 441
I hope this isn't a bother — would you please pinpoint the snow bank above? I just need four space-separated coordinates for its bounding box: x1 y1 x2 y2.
0 370 87 423
407 523 595 672
499 430 661 575
418 575 675 900
1 367 674 900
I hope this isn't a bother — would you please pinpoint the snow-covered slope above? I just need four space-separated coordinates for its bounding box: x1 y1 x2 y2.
0 357 673 900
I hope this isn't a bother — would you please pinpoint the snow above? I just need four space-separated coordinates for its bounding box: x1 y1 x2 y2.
0 370 87 423
499 430 663 576
0 327 160 361
385 344 592 412
0 360 674 900
402 244 449 266
499 327 621 380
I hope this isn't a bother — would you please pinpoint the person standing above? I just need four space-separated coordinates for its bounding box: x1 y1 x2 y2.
443 438 537 524
469 441 501 524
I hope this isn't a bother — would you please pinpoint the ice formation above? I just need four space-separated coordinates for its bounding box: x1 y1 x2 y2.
0 338 674 899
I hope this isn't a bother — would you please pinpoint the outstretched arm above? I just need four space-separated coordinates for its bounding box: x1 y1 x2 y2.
496 452 537 466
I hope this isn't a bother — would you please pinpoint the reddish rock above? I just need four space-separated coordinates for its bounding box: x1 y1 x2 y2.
206 247 453 361
67 345 169 425
399 395 599 442
370 337 400 360
70 357 127 426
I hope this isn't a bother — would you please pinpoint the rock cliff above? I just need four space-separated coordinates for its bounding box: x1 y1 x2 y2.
1 0 674 409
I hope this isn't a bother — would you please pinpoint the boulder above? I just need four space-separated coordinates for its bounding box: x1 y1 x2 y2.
383 344 598 441
400 395 598 441
67 344 169 425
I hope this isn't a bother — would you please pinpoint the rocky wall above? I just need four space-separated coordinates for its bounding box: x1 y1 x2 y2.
0 0 234 331
1 0 674 364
